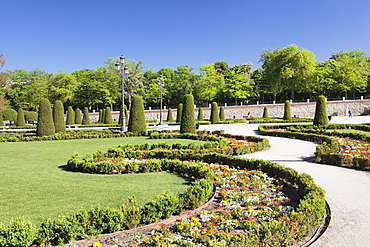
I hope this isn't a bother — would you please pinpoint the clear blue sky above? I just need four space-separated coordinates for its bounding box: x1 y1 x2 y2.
2 0 370 73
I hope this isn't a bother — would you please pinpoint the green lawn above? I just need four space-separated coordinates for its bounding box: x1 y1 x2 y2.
0 137 203 225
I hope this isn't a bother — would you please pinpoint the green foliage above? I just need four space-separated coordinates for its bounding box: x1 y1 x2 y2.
0 217 37 247
98 109 104 123
24 111 38 124
283 100 292 120
16 108 26 127
53 100 66 133
219 106 225 120
313 95 328 126
82 107 91 125
104 107 113 124
167 108 174 121
128 96 146 134
210 102 220 124
197 108 204 121
75 108 82 124
176 103 183 123
0 111 3 126
263 107 269 118
180 94 196 134
2 108 17 123
37 98 55 137
66 106 75 125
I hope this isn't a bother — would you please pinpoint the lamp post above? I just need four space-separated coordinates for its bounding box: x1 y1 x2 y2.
115 55 129 132
158 75 164 126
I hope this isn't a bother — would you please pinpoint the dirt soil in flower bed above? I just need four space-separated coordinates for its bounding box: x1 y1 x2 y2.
60 183 311 247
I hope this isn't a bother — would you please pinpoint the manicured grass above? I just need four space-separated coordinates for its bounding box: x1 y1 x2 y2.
0 137 203 225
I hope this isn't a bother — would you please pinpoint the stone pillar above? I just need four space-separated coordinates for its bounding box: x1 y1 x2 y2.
149 107 152 110
307 99 310 103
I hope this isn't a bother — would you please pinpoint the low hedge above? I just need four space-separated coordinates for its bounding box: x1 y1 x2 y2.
249 118 312 124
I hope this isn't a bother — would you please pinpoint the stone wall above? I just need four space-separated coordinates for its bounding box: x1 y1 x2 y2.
92 99 370 122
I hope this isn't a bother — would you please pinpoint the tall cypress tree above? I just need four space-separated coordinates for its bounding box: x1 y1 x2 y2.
219 106 225 121
128 96 146 134
180 94 196 134
66 106 75 125
0 111 4 126
37 98 55 136
82 107 91 125
98 109 104 123
104 107 113 124
53 100 66 133
263 107 269 118
210 102 220 124
198 108 204 121
176 103 183 123
313 95 328 126
167 108 174 122
75 108 82 124
283 100 292 121
16 108 26 127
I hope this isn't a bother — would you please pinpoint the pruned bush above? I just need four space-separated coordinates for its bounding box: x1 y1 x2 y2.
128 96 146 134
197 107 204 121
283 100 292 121
167 108 174 121
210 102 220 124
313 95 328 126
180 94 196 134
66 106 75 125
176 103 183 123
2 108 17 124
16 108 26 127
104 107 113 124
53 100 66 133
75 108 82 124
37 98 55 137
263 106 269 118
82 107 90 125
219 106 225 121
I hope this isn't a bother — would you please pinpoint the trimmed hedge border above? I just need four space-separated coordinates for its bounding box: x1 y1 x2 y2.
258 124 370 170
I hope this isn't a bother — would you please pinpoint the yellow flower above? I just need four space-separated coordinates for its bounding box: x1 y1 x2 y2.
92 242 101 247
142 237 149 241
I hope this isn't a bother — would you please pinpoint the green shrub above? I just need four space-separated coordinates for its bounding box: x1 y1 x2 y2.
167 108 174 121
283 100 292 121
313 95 328 126
128 96 146 134
176 103 183 123
82 107 91 125
98 109 104 123
198 107 204 121
263 106 268 118
180 94 196 134
75 108 82 124
219 106 225 121
53 100 66 133
24 111 38 124
37 98 55 137
16 108 26 127
0 217 37 247
66 106 75 125
0 111 3 126
210 102 220 124
2 108 17 124
104 107 113 124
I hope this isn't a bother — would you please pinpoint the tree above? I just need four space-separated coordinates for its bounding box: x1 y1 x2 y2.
176 103 183 123
104 107 113 124
180 94 196 134
82 107 91 125
173 66 200 105
128 96 146 134
263 107 269 118
221 67 254 104
213 61 229 74
210 102 220 124
0 53 8 111
53 100 66 133
75 108 82 125
2 108 17 125
167 108 174 122
24 111 38 124
48 72 79 104
219 106 225 121
66 106 75 125
199 64 224 104
0 111 4 126
16 108 26 127
283 100 292 121
37 98 55 136
313 95 328 126
198 108 204 121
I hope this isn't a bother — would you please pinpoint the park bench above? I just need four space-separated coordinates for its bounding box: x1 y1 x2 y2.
66 124 81 129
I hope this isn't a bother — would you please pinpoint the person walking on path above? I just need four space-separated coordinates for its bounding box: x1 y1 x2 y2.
348 110 352 118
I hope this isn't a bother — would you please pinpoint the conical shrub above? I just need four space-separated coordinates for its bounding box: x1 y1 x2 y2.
219 106 225 121
313 95 328 126
16 108 26 127
0 111 4 126
53 100 66 133
118 104 128 125
167 108 174 121
82 107 90 125
210 102 220 124
263 107 269 118
128 96 147 134
180 94 196 134
176 103 183 123
98 109 104 123
75 108 82 124
104 107 113 124
37 98 55 136
283 100 292 121
198 108 204 121
66 106 75 125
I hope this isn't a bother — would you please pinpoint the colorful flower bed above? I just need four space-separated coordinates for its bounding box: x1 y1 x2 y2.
338 137 370 157
131 163 295 247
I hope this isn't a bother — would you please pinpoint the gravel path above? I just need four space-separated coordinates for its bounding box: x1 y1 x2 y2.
183 116 370 247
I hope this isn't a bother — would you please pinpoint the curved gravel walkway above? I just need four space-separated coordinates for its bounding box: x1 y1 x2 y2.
162 116 370 247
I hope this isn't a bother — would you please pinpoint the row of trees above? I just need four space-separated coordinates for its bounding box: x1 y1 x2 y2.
1 45 369 113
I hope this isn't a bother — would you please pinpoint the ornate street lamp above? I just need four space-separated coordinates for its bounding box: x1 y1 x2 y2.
158 75 165 126
115 55 129 132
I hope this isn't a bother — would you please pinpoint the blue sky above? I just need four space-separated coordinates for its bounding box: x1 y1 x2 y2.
2 0 370 73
